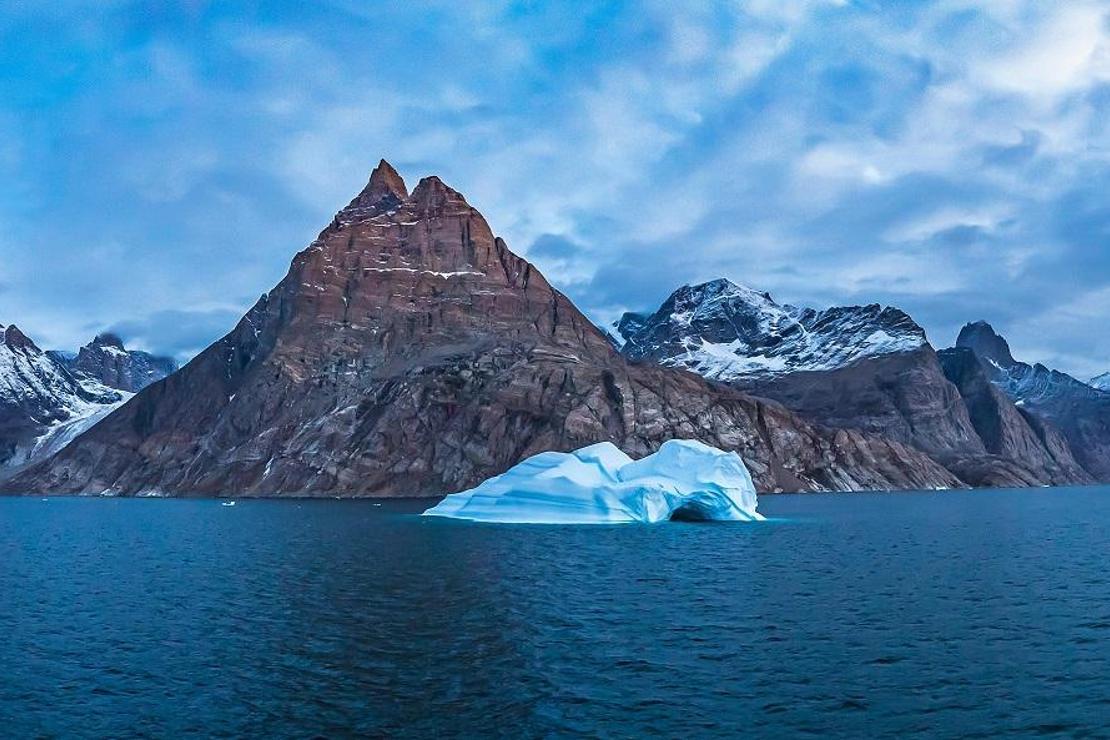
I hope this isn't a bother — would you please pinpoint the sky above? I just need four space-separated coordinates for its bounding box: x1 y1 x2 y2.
1 1 1110 378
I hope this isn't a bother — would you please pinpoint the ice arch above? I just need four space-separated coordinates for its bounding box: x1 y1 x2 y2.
422 439 764 524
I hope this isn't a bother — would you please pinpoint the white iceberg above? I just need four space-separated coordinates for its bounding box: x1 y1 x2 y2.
422 439 764 524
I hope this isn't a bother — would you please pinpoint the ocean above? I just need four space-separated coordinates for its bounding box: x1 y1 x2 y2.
2 488 1108 737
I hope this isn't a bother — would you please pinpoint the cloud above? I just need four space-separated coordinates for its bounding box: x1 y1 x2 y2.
107 308 244 361
981 129 1042 168
1 0 1109 378
883 204 1014 243
974 3 1110 100
527 234 585 260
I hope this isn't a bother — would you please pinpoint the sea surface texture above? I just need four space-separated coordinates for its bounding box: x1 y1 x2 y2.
3 489 1109 737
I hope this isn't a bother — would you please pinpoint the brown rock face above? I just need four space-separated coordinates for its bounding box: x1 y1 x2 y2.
8 162 962 496
730 348 986 460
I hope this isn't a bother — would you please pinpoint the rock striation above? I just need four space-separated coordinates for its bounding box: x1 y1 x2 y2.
7 161 962 496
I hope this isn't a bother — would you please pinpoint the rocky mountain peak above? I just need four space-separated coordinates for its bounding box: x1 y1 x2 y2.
673 279 775 311
337 159 409 222
53 333 177 394
410 175 468 213
3 324 37 352
92 332 125 350
944 320 1110 479
956 320 1016 368
364 158 408 201
0 322 127 471
1090 372 1110 391
936 345 1092 486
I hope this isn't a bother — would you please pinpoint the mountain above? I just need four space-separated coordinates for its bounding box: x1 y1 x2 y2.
0 324 126 474
50 333 176 393
617 280 1092 487
617 279 929 380
955 321 1110 480
955 321 1104 404
617 279 985 457
1090 372 1110 392
936 347 1092 486
6 160 962 496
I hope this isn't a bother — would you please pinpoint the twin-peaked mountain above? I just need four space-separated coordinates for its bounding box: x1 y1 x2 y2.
616 280 1093 487
5 161 962 496
0 326 174 474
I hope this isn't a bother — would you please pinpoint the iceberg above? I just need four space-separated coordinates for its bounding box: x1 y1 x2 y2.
422 439 764 524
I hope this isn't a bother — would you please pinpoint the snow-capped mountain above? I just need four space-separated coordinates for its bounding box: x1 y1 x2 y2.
1091 372 1110 392
50 332 176 393
616 279 991 459
616 279 927 381
617 279 1096 488
0 324 127 473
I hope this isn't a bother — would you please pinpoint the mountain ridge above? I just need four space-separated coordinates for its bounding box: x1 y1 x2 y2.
617 280 1097 487
955 320 1110 480
0 324 127 474
49 333 176 394
4 161 962 496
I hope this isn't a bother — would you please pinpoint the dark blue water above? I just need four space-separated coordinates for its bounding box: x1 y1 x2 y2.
3 489 1110 738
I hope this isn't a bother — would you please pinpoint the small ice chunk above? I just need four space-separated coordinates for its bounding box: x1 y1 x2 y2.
422 439 763 524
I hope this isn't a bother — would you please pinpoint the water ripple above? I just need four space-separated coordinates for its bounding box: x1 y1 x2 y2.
3 489 1110 737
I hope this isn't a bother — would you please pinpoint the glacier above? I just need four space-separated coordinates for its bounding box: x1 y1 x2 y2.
422 439 764 524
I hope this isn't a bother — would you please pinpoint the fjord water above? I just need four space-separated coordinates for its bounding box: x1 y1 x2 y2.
3 489 1109 737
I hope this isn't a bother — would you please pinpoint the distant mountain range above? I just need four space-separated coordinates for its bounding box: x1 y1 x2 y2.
617 281 1108 487
0 327 175 473
50 332 177 394
953 321 1110 481
1 159 1108 496
1090 372 1110 392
